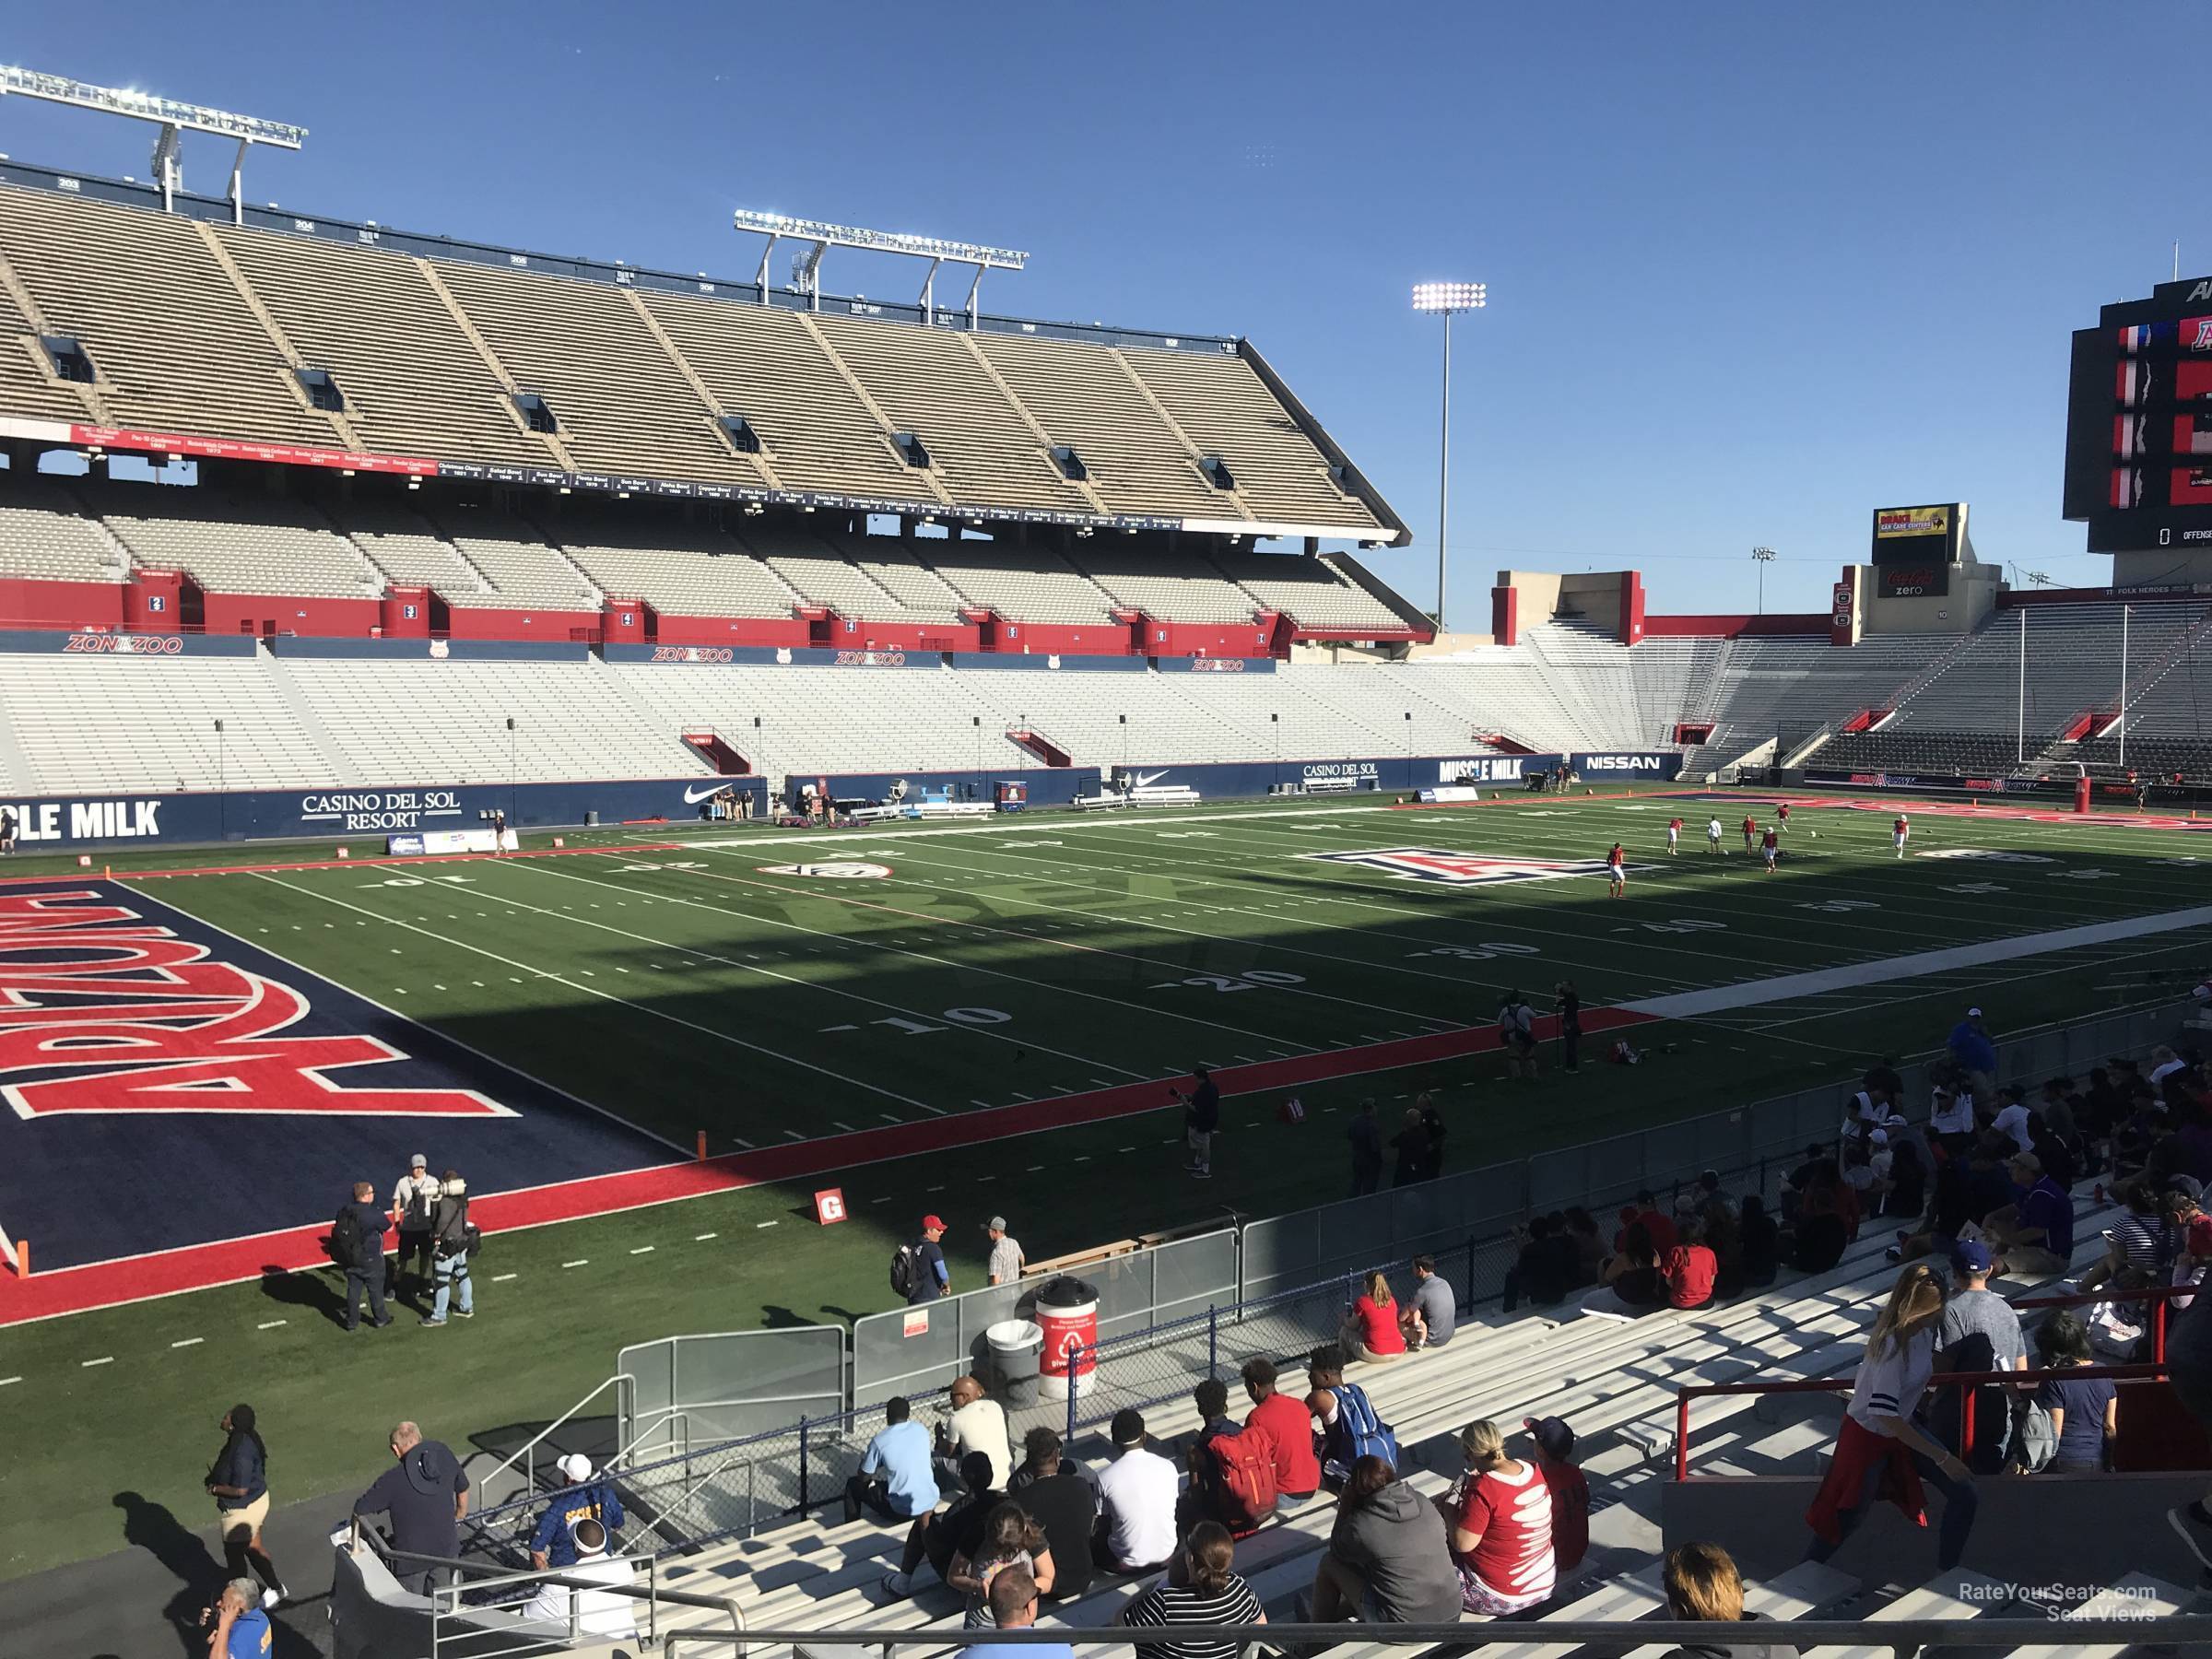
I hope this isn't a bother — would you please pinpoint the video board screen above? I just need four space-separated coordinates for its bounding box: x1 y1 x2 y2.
2064 279 2212 550
1869 502 1959 596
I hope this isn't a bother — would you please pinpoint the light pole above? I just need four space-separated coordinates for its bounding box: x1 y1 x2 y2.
1751 547 1776 616
214 718 226 841
506 715 517 827
1412 281 1487 634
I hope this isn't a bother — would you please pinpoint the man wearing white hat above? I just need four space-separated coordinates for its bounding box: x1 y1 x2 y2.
530 1453 626 1571
389 1154 442 1303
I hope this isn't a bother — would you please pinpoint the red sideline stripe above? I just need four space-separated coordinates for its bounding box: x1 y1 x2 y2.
0 842 688 886
0 1008 1655 1324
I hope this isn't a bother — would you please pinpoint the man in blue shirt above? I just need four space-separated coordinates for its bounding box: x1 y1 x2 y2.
206 1578 272 1659
1947 1006 1997 1097
962 1569 1073 1659
531 1453 627 1569
842 1395 939 1524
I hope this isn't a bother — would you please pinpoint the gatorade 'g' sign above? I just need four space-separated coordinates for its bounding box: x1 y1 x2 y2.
814 1188 848 1225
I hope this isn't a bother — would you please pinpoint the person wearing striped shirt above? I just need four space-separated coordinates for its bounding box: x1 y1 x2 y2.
2082 1182 2167 1293
1117 1523 1265 1659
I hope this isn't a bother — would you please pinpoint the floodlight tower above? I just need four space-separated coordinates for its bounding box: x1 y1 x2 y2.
0 65 305 221
1411 282 1486 632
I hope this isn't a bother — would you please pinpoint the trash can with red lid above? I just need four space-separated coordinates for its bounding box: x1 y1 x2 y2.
1035 1276 1100 1401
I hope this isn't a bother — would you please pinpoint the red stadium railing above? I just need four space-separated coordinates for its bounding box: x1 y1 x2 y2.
1673 1284 2191 1480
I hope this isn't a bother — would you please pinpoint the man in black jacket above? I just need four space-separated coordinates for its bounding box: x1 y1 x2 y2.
334 1182 392 1332
1175 1066 1219 1181
353 1422 470 1594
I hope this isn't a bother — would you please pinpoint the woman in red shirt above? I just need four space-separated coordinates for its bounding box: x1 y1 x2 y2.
1442 1418 1556 1615
1340 1271 1407 1363
1663 1216 1719 1310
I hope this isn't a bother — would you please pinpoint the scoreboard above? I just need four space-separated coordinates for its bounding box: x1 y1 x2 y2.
1868 501 1963 597
2064 276 2212 552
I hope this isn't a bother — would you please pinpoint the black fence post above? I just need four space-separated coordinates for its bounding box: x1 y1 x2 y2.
797 1416 809 1514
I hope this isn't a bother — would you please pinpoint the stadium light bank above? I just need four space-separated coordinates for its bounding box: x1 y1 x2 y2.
734 208 1029 326
0 65 304 222
1411 281 1486 631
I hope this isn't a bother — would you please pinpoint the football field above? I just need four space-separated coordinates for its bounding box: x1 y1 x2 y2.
3 785 2210 1578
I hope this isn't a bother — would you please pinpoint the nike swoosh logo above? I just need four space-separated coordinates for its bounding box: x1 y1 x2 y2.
683 784 731 804
1134 771 1168 788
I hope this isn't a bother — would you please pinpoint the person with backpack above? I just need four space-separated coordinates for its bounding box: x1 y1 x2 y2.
896 1216 950 1305
1240 1358 1320 1503
388 1154 441 1303
1304 1345 1398 1488
1180 1379 1277 1537
332 1182 393 1332
421 1172 475 1328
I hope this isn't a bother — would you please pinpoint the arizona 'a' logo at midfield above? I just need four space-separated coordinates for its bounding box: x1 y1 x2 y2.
0 888 512 1119
1298 848 1646 887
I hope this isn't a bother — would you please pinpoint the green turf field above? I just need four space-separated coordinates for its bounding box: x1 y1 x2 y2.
5 787 2209 1580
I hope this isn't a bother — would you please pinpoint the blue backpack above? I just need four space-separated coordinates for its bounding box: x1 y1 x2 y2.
1325 1382 1400 1477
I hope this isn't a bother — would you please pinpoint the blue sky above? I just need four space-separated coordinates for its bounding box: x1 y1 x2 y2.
2 3 2194 621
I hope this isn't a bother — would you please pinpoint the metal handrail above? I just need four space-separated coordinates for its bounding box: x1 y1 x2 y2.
657 1617 2212 1655
477 1369 638 1497
1674 1360 2167 1480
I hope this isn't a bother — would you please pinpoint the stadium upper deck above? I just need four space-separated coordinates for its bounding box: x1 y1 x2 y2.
0 161 1404 545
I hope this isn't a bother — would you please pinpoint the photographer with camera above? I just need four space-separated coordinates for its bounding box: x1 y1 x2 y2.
421 1171 475 1327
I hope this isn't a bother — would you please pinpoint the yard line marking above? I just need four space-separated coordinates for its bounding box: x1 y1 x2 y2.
562 1259 589 1269
171 1337 204 1348
971 1099 994 1109
247 873 930 1116
872 1195 893 1204
833 1121 858 1133
756 1220 779 1229
1626 903 2212 1018
630 1245 655 1254
734 1137 757 1149
81 1356 113 1367
0 1376 18 1386
493 1273 518 1282
782 1129 806 1141
256 1319 286 1330
694 1233 718 1242
880 1112 903 1124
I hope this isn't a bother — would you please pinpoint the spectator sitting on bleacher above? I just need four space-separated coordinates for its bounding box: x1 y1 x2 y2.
1927 1078 1978 1158
1783 1166 1850 1275
1008 1429 1096 1603
881 1450 997 1600
1120 1522 1265 1659
2034 1312 2116 1475
1306 1454 1462 1627
1179 1379 1249 1532
1093 1409 1179 1576
1617 1192 1677 1255
936 1374 1013 1493
1736 1195 1779 1289
1562 1207 1605 1286
844 1395 938 1524
1653 1541 1786 1659
1240 1359 1320 1503
1662 1217 1719 1311
1441 1419 1555 1616
949 1500 1054 1629
1879 1131 1927 1220
2168 1181 2211 1312
522 1517 636 1640
1339 1271 1407 1364
1523 1417 1588 1576
1500 1217 1578 1312
1700 1201 1745 1301
1305 1346 1398 1488
963 1568 1072 1659
1983 1150 2074 1277
1579 1224 1663 1317
2082 1182 2167 1293
1400 1254 1457 1347
1806 1264 1979 1574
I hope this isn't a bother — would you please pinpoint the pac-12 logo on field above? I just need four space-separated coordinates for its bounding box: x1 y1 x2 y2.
758 863 892 880
1299 848 1645 886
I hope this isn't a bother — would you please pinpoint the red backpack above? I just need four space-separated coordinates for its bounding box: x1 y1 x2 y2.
1204 1422 1279 1536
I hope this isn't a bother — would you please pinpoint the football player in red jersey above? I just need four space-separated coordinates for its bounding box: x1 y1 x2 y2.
1666 816 1683 856
1741 815 1758 852
1760 826 1779 872
1893 814 1910 860
1606 842 1627 899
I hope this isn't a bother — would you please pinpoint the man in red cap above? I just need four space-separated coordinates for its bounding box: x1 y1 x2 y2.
903 1216 950 1305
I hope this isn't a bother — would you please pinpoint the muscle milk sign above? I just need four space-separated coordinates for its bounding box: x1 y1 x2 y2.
0 798 164 842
